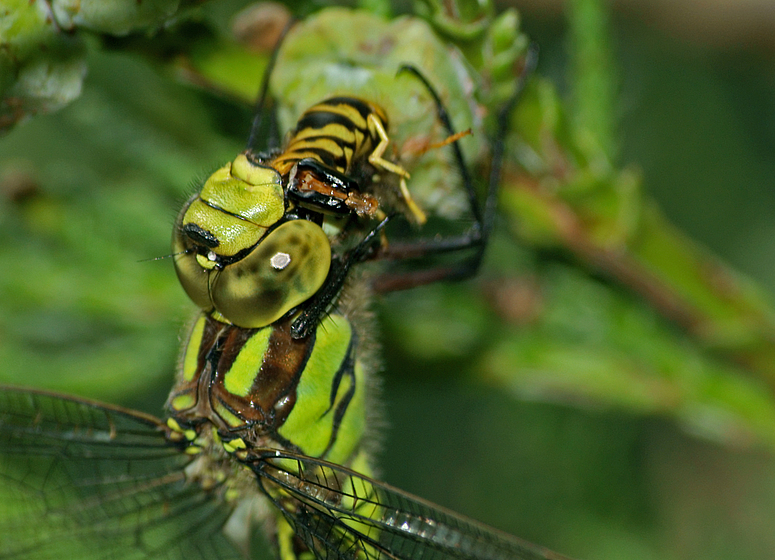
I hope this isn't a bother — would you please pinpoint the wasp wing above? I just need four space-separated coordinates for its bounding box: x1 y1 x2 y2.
250 450 574 560
0 387 249 560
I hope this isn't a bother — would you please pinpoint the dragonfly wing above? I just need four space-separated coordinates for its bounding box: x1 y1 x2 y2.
250 450 574 560
0 387 247 560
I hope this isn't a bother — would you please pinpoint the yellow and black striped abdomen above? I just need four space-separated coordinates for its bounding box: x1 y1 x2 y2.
271 97 387 177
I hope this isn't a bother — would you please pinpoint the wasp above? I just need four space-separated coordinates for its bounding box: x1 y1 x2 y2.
172 85 433 337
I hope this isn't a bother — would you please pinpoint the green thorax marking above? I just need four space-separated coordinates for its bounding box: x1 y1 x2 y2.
167 312 365 465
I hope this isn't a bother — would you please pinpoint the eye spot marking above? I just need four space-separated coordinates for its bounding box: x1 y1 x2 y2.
271 252 291 270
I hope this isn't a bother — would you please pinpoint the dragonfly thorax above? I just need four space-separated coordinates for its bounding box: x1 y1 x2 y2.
167 311 367 467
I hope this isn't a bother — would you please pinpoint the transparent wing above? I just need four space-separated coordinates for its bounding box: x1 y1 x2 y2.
0 386 246 560
250 450 574 560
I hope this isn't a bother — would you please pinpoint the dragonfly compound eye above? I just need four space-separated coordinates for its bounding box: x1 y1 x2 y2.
210 219 331 328
174 217 331 328
173 154 300 322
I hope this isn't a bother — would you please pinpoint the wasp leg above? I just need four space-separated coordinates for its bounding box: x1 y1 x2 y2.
366 114 428 225
375 46 539 293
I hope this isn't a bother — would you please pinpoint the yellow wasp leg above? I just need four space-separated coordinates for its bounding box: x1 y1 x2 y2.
367 114 427 224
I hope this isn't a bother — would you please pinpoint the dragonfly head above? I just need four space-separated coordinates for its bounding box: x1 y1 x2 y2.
173 153 332 329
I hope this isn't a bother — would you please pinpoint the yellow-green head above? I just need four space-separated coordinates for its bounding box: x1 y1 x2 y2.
173 153 332 329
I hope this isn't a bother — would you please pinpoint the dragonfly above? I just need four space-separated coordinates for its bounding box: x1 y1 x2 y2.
0 13 570 559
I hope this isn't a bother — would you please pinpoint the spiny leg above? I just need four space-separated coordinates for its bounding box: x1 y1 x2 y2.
246 20 296 156
485 43 540 249
397 64 482 227
374 46 539 293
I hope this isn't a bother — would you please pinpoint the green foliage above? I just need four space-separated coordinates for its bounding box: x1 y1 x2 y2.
0 0 86 129
0 0 205 130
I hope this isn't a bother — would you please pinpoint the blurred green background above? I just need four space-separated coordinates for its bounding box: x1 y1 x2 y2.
2 1 775 559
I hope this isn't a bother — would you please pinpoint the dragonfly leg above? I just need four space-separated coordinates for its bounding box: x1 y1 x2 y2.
374 47 539 293
246 20 297 156
291 216 392 339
